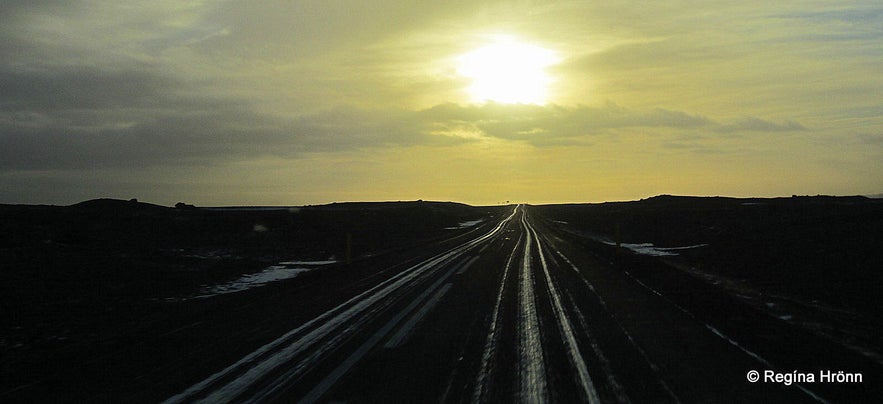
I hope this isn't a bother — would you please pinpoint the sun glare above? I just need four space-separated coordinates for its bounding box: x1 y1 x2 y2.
457 36 558 105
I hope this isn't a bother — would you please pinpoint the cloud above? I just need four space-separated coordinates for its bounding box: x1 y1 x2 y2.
2 64 810 172
284 106 469 151
419 102 800 145
2 1 874 205
559 38 729 74
717 117 808 133
772 6 883 44
856 133 883 146
0 65 175 111
0 85 470 170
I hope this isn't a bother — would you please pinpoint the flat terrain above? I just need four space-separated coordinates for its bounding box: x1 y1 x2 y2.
1 196 881 402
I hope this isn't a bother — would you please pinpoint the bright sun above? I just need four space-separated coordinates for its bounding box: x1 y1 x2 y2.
457 36 558 105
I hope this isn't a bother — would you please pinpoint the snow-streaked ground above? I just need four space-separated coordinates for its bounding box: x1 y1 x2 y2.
445 219 484 229
193 260 337 298
601 241 709 256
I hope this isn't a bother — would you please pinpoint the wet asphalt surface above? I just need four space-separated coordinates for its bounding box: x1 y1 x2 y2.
4 203 881 402
163 206 880 402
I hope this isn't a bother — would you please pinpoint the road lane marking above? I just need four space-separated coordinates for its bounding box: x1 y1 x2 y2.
473 232 523 402
525 216 600 404
550 247 681 403
296 270 461 403
548 228 825 402
561 289 629 403
620 270 827 403
384 283 453 349
519 212 548 403
165 206 521 403
456 256 480 275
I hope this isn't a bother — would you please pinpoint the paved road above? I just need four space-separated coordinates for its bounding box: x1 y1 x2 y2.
163 205 879 403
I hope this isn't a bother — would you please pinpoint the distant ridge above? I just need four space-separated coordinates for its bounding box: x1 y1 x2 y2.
62 199 471 211
640 194 870 202
71 198 168 211
202 200 472 211
536 194 877 208
315 200 470 210
52 195 883 210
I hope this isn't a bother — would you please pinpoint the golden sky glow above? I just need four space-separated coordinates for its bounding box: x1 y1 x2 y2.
0 1 881 205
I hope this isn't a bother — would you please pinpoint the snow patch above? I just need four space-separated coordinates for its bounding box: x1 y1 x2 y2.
278 260 338 266
445 219 484 229
602 241 709 256
193 259 337 298
181 249 240 260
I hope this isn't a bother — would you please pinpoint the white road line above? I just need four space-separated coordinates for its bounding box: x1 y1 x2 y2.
201 257 442 402
473 232 523 403
238 252 467 402
384 283 453 349
295 280 453 404
519 213 548 403
165 206 521 403
553 234 825 402
163 271 410 403
295 264 463 403
456 256 480 275
525 216 600 404
621 270 827 403
551 247 681 403
297 212 523 403
561 289 629 403
255 255 463 402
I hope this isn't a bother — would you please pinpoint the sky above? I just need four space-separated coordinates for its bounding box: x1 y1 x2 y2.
1 1 881 206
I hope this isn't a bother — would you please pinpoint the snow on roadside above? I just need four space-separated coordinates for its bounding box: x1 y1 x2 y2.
445 219 484 230
192 259 337 299
278 260 338 265
601 241 709 256
667 260 883 365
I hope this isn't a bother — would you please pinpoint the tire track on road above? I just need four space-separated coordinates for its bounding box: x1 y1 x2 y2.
550 246 680 403
164 207 520 403
620 269 827 403
473 232 522 403
524 214 601 404
518 212 548 403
